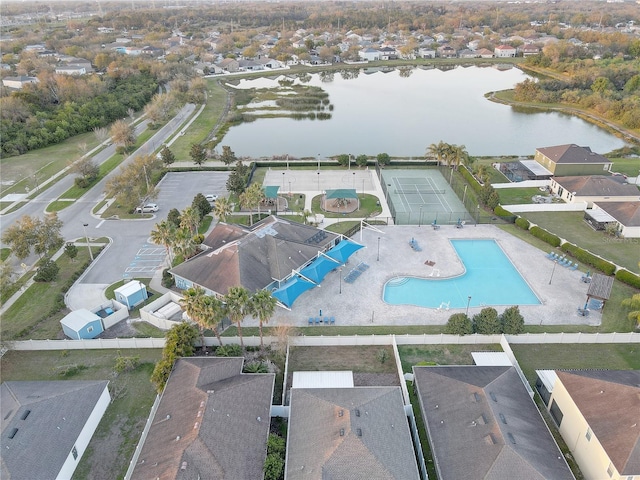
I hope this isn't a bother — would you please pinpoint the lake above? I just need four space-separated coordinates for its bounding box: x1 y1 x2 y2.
221 65 628 158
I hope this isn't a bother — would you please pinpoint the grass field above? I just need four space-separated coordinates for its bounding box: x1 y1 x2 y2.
397 344 503 373
0 348 162 480
519 211 639 273
497 186 543 205
609 157 640 176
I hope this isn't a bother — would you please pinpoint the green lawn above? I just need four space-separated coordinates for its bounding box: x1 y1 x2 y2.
519 211 639 273
609 157 640 177
1 349 161 480
497 187 542 205
311 193 382 218
397 344 503 374
511 343 640 386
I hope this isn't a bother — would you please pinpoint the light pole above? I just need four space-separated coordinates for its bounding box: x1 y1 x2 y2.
288 181 291 197
418 205 423 227
362 179 365 195
352 171 356 189
317 171 320 192
377 237 380 261
282 171 285 190
476 205 480 226
317 153 320 170
82 223 94 261
549 260 558 285
348 154 351 171
466 296 472 318
286 154 289 170
339 267 342 294
462 184 468 205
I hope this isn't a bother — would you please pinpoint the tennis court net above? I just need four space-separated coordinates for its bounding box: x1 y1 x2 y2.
394 188 446 195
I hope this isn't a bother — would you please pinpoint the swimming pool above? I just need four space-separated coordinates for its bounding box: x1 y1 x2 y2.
383 239 540 309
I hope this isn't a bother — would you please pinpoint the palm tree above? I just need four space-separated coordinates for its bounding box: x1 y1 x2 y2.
426 141 449 166
239 183 264 226
150 220 176 264
250 289 277 348
181 286 210 352
449 144 469 170
202 295 226 346
174 226 197 259
224 286 250 348
180 206 201 235
213 197 233 222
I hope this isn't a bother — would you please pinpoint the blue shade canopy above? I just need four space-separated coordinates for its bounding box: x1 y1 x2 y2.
263 186 280 198
272 275 316 308
325 239 364 263
299 256 342 284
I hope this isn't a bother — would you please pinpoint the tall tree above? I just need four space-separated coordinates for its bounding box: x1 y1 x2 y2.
500 306 525 334
473 307 502 334
2 214 64 260
160 146 176 166
181 286 212 352
202 295 226 346
426 141 449 165
449 144 468 170
220 145 237 165
180 206 201 236
239 182 264 226
110 119 136 152
250 289 277 348
174 227 197 260
213 197 233 222
224 286 250 348
190 143 206 166
150 220 176 264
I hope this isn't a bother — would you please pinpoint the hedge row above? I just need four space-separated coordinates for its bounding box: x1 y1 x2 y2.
561 242 616 276
529 225 562 247
615 269 640 289
459 166 483 195
515 217 530 230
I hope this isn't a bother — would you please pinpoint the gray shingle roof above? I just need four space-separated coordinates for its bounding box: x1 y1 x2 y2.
1 380 110 480
285 387 420 480
130 357 274 480
553 175 640 197
171 216 339 295
537 144 611 165
556 370 640 475
594 201 640 227
413 366 575 480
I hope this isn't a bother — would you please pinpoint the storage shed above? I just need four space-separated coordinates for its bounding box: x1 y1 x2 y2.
114 280 148 309
60 309 104 339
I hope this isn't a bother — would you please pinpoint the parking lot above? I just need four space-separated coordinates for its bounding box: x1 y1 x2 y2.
155 171 230 213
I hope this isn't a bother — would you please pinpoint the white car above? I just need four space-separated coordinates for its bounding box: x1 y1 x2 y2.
205 194 218 203
135 203 159 213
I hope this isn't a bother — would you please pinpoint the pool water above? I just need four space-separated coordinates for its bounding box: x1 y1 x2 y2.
383 239 540 309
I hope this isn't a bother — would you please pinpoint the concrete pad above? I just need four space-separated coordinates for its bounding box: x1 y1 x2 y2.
249 224 600 329
65 283 109 311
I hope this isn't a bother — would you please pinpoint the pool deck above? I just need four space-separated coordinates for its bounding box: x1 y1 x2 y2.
244 224 601 328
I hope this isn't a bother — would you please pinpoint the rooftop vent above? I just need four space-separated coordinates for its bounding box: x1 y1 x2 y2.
193 422 199 429
489 392 498 402
507 433 516 444
8 428 18 439
476 414 487 425
20 410 31 421
356 428 362 437
340 428 345 436
338 410 344 417
484 434 496 445
181 462 187 470
471 393 480 403
176 436 181 441
355 409 360 417
499 413 507 424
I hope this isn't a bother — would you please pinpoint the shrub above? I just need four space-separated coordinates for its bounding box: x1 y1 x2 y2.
162 268 175 288
500 306 525 334
151 323 198 393
244 361 268 373
34 257 59 282
473 307 501 334
616 269 640 289
74 177 91 188
445 313 473 335
493 205 513 217
376 153 391 166
376 348 389 363
114 354 140 374
263 454 284 480
529 226 561 247
514 217 530 230
267 434 286 457
216 344 243 357
561 243 616 275
192 193 212 218
460 166 482 194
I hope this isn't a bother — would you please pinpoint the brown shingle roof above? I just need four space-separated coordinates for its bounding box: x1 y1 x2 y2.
130 357 274 480
553 175 640 197
537 144 612 165
413 366 575 480
594 201 640 227
556 370 640 475
285 387 420 480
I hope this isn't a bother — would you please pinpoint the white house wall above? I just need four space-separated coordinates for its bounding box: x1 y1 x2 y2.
621 225 640 238
56 384 111 480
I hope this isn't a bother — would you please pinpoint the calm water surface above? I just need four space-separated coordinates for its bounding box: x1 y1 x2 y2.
221 66 627 157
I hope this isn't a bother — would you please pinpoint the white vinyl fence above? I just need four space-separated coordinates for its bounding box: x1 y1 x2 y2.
503 202 588 213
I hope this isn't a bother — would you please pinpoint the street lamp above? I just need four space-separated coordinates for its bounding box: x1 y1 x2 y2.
339 267 342 294
549 260 558 285
462 184 468 205
317 153 320 170
317 171 320 192
82 223 94 261
476 205 480 226
377 237 381 261
282 171 285 190
348 154 351 171
466 296 472 318
418 205 423 227
352 171 356 189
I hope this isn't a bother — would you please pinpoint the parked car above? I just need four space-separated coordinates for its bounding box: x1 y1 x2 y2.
205 194 218 203
135 203 159 213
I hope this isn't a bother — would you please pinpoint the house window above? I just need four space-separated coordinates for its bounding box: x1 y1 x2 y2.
87 326 94 333
549 400 563 427
607 462 614 477
72 446 78 460
585 428 592 441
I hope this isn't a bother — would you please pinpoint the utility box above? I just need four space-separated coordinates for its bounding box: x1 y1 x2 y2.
114 280 148 310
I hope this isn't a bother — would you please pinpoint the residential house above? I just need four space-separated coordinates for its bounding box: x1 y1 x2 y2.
521 44 541 56
549 175 640 207
55 65 87 75
477 48 495 58
256 57 282 69
378 46 397 60
129 357 274 480
413 365 575 480
239 59 263 71
358 47 381 61
217 58 240 72
534 144 612 176
494 44 517 57
170 216 340 300
1 75 38 89
1 380 110 480
589 201 640 238
535 370 640 480
418 46 436 58
437 45 457 58
285 387 420 480
458 48 478 58
141 46 164 57
467 39 481 51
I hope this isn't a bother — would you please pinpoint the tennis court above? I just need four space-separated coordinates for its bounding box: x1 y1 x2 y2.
380 169 472 225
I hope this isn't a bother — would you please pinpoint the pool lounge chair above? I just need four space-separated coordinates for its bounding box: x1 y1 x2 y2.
577 307 590 317
314 317 321 324
308 317 314 325
569 262 578 270
328 317 335 325
546 251 555 259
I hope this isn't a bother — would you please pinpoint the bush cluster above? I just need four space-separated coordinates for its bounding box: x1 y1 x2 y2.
445 306 525 335
514 217 530 230
459 166 482 195
150 323 198 393
264 434 286 480
615 269 640 289
560 242 616 275
529 225 562 247
215 344 243 357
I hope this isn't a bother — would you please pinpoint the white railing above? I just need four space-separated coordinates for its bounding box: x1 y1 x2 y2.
504 202 587 213
124 394 161 480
